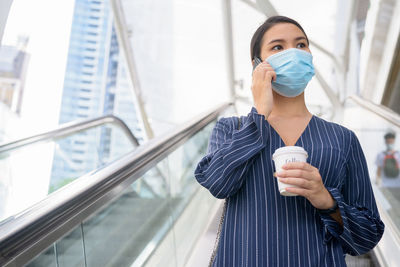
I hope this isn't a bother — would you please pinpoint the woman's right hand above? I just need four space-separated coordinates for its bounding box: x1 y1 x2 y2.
251 61 276 118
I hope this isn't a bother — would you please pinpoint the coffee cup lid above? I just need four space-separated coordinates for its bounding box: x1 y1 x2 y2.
272 146 308 160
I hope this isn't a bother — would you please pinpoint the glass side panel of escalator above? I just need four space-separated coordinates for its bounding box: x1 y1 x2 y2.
25 117 221 267
0 123 136 226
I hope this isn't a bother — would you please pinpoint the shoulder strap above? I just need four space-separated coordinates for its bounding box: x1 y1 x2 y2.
237 116 242 130
385 151 395 157
208 201 227 266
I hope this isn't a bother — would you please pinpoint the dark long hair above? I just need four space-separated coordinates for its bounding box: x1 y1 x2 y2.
250 16 309 62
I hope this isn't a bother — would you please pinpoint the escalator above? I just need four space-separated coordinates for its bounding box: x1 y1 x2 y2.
0 102 231 267
0 98 399 266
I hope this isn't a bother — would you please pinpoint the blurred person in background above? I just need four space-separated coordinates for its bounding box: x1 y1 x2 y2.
376 132 400 194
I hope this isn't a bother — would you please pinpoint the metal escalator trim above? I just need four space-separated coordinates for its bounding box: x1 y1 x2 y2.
0 101 232 267
0 114 139 154
349 95 400 127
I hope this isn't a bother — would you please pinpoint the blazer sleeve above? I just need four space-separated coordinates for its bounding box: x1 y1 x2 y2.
319 130 385 255
194 107 268 199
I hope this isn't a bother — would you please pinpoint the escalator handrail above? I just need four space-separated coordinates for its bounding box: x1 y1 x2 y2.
349 95 400 128
0 114 140 154
0 102 232 266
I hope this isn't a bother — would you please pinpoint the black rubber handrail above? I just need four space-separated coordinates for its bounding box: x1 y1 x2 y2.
0 102 232 266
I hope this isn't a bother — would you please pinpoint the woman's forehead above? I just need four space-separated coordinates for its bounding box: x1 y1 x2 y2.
262 23 306 43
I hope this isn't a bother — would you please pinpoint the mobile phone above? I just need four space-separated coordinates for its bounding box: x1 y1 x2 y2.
252 57 263 71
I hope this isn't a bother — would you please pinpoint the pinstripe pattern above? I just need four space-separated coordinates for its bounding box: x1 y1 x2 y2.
194 107 384 267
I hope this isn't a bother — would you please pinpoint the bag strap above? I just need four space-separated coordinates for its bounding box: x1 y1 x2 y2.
384 151 396 157
208 116 241 267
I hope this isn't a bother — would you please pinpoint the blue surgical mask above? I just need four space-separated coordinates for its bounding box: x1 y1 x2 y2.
387 144 395 151
266 48 315 97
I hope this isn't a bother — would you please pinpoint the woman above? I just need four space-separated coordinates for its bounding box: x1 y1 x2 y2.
194 16 384 266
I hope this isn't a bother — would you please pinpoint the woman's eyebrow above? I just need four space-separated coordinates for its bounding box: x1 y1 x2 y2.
267 38 285 45
295 36 307 41
267 36 307 45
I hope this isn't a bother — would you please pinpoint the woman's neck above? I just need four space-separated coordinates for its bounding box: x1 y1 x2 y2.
268 91 310 119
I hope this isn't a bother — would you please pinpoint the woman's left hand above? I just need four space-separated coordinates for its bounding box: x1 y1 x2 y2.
276 162 335 210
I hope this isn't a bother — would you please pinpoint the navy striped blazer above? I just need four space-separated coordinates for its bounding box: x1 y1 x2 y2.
194 107 384 266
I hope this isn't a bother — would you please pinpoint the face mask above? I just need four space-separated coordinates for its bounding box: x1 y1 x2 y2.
266 48 315 97
387 144 395 151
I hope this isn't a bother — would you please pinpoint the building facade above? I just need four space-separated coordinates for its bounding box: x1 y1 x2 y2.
50 0 144 192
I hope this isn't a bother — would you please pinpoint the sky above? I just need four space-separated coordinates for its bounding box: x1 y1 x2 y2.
0 0 75 220
3 0 75 134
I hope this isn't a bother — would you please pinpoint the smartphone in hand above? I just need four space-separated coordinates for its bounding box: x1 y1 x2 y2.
252 57 263 72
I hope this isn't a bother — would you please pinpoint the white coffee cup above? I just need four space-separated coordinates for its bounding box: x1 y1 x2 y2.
272 146 308 196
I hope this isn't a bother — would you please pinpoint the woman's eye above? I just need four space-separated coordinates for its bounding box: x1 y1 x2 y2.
297 43 306 48
272 45 283 51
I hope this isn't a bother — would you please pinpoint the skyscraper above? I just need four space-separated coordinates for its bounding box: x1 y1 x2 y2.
50 0 145 191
